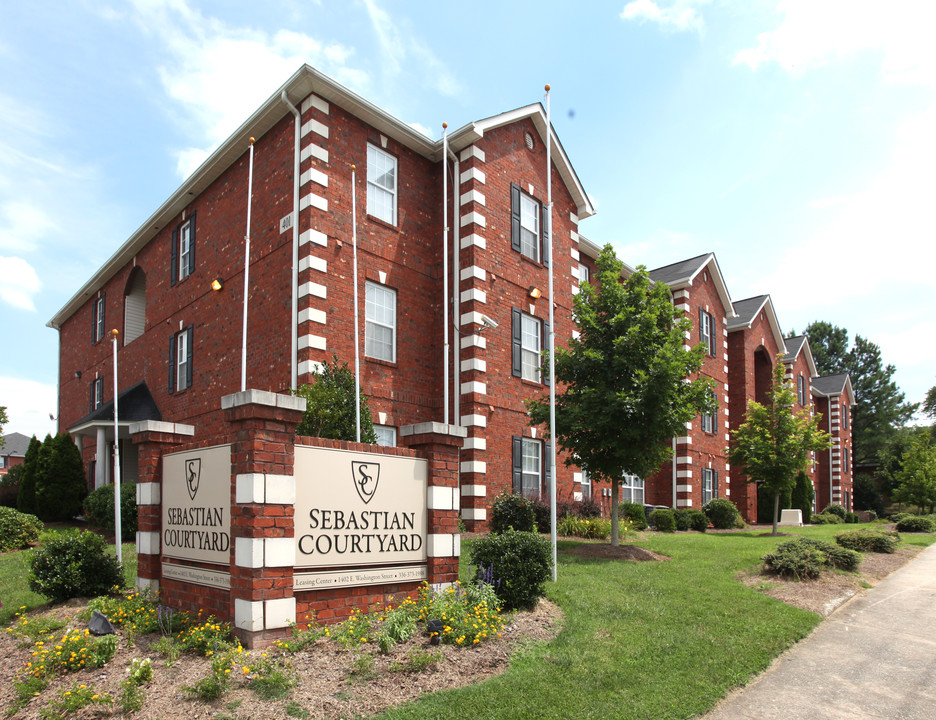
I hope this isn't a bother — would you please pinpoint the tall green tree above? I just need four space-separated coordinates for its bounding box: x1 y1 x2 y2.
924 384 936 419
0 405 7 448
16 435 41 515
892 434 936 514
527 245 716 546
294 355 378 444
35 433 86 522
804 321 916 464
728 359 831 535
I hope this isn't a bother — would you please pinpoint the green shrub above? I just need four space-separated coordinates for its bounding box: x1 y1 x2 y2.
83 482 137 541
29 530 123 602
835 529 899 554
468 529 552 610
763 537 861 579
620 502 648 530
702 498 740 530
791 471 814 525
0 463 24 507
688 509 709 532
489 491 537 534
16 435 41 515
673 509 691 531
895 516 935 533
822 503 847 519
844 511 860 524
649 508 676 532
35 432 87 522
531 500 551 533
811 512 844 525
0 506 43 551
574 498 602 518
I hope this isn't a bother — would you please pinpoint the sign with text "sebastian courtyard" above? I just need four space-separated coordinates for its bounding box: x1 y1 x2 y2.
162 444 232 565
294 446 428 569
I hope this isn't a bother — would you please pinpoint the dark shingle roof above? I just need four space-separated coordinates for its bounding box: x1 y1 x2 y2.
648 254 711 285
812 374 849 396
783 335 807 363
727 295 769 329
69 382 162 429
1 432 31 457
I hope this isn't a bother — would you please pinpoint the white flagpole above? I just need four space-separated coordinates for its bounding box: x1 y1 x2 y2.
111 329 122 564
546 84 557 581
241 138 255 392
352 164 361 443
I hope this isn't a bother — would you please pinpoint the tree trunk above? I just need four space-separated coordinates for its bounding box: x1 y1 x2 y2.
611 479 620 546
772 490 780 536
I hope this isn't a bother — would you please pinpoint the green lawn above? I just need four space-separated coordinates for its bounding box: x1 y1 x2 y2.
376 526 934 720
0 540 136 625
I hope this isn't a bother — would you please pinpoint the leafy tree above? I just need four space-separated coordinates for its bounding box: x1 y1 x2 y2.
893 434 936 514
293 355 378 443
16 435 41 515
527 245 715 546
875 427 925 501
924 384 936 419
852 474 886 517
35 433 87 522
0 405 7 448
728 359 831 535
804 322 916 464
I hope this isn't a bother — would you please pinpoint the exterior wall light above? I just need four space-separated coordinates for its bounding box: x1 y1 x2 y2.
528 286 542 299
211 278 224 292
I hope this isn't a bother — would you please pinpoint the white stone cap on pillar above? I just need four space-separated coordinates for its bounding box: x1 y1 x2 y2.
221 389 306 412
129 420 195 436
400 422 467 438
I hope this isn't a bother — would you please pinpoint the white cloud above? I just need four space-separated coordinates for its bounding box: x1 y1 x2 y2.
0 202 59 253
0 375 57 439
734 0 936 86
0 256 42 311
620 0 710 33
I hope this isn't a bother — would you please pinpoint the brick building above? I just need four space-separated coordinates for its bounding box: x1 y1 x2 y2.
48 65 596 531
812 374 855 511
0 432 29 477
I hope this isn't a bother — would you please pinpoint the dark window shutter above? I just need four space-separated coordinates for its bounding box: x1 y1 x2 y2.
185 325 194 389
541 203 550 268
512 436 523 493
170 226 179 286
544 441 552 494
89 381 94 412
510 183 521 253
542 320 551 386
187 213 196 277
714 470 719 499
168 333 176 394
511 307 522 377
713 393 718 430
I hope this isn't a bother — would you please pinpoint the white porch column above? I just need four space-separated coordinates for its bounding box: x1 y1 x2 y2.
95 427 107 490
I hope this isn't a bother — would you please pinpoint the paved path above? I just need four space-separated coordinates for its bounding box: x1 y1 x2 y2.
702 541 936 720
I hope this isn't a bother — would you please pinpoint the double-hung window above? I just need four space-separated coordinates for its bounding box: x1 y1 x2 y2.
170 213 196 285
701 391 718 434
510 183 550 266
511 308 549 384
842 404 849 430
90 377 104 411
365 282 396 362
702 468 718 504
168 325 194 393
374 425 397 447
797 375 806 406
699 309 715 356
621 474 645 504
367 144 397 225
580 469 591 501
93 294 106 343
512 436 550 500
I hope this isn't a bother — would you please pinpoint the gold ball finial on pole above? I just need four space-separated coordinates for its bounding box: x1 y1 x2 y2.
442 122 448 129
249 137 255 145
351 164 356 171
111 329 119 339
545 84 550 92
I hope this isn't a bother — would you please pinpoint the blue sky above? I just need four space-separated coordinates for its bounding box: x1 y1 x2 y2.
1 0 934 438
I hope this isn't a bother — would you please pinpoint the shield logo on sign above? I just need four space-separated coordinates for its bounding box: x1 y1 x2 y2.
185 458 201 501
351 461 380 504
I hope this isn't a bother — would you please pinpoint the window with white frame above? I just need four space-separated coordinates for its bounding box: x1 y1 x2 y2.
842 404 849 430
90 377 104 411
797 375 806 406
521 437 542 500
520 313 541 382
580 468 591 501
367 144 397 225
844 446 850 473
169 325 193 393
702 467 717 504
519 193 539 261
374 425 397 447
94 295 106 343
621 474 644 504
179 221 192 279
701 391 718 434
578 264 590 284
699 309 715 356
170 214 196 286
365 282 396 362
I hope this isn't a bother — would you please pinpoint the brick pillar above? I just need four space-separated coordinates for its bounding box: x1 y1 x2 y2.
222 390 306 648
400 422 466 588
129 421 196 594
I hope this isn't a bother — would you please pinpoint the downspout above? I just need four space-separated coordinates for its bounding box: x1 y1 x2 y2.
442 125 450 424
827 396 833 508
451 151 460 426
672 437 677 508
281 91 300 390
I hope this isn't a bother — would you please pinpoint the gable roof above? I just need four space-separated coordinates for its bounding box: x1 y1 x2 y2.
1 432 31 458
812 373 856 403
648 253 735 317
49 64 593 330
782 334 819 377
727 294 787 354
67 382 162 435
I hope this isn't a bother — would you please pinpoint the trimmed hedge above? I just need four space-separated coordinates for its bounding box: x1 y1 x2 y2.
649 508 676 533
83 482 137 542
811 512 844 525
0 506 43 552
763 537 861 579
29 530 123 602
895 516 935 533
620 502 648 531
489 492 537 534
822 503 847 519
469 529 552 610
835 529 899 554
702 498 740 530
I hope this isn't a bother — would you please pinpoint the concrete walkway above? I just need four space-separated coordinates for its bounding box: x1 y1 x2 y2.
702 541 936 720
